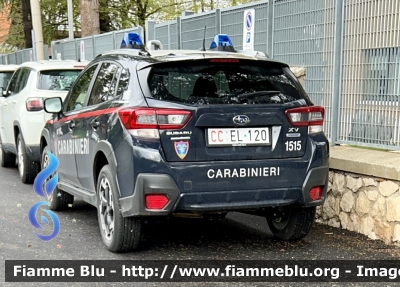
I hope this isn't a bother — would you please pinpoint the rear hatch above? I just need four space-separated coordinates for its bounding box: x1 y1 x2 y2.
137 59 324 162
26 69 84 121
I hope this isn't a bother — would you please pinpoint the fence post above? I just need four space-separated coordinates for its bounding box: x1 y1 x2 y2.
59 42 63 60
138 26 144 42
92 35 96 59
112 31 117 49
216 9 221 34
177 16 181 49
167 22 171 49
331 0 345 145
145 20 156 43
267 0 274 58
44 45 49 60
31 30 37 61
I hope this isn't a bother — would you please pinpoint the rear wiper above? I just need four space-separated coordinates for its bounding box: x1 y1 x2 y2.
236 90 282 99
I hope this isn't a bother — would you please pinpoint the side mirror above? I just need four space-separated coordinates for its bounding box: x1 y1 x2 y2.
44 97 63 113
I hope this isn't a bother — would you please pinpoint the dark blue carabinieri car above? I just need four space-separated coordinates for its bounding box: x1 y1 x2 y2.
41 33 329 252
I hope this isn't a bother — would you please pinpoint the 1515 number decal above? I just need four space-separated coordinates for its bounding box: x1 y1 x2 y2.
285 140 301 151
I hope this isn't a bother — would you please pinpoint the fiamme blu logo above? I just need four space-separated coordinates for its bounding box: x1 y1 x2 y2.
28 151 60 241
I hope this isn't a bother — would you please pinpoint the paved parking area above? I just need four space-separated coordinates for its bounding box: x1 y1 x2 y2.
1 162 400 286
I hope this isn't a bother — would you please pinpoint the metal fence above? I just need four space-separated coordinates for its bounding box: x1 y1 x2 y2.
150 0 400 150
1 0 399 150
0 45 49 64
337 0 400 149
51 27 144 61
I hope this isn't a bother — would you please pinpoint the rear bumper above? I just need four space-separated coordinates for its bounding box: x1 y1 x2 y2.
119 165 329 217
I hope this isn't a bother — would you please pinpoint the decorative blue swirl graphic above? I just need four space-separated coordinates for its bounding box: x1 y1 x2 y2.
33 151 59 198
29 151 60 241
28 201 60 241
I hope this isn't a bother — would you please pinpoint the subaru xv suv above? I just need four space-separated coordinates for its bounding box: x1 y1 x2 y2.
0 60 88 183
41 33 329 252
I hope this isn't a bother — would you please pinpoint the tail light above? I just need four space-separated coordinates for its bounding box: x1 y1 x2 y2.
285 106 324 134
309 186 323 201
26 97 44 111
118 108 191 138
145 194 169 210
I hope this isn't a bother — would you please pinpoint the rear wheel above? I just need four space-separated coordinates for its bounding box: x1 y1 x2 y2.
42 145 73 211
1 144 16 167
267 206 316 241
17 134 40 183
97 164 142 252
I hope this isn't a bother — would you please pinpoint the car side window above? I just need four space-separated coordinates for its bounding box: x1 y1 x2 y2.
64 64 98 112
15 68 31 93
6 69 21 95
88 62 120 106
115 68 130 100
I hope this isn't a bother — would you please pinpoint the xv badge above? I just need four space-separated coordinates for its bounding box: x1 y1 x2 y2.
174 141 189 159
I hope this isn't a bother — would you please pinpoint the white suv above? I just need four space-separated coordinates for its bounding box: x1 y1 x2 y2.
0 60 88 183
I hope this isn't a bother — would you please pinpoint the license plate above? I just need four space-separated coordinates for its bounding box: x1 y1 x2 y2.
206 127 270 146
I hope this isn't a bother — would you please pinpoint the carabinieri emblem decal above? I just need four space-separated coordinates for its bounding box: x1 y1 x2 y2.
174 141 189 159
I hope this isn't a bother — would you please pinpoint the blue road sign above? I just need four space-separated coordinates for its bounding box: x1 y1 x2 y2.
246 12 252 31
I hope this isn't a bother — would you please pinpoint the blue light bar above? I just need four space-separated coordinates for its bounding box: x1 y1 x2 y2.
209 34 235 51
120 32 144 49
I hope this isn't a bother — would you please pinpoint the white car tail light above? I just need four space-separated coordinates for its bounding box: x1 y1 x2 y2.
26 98 44 112
285 106 324 134
118 108 192 138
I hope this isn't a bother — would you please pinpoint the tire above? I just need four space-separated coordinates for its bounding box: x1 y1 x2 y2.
267 206 316 241
42 145 74 211
1 145 16 167
16 134 40 183
97 164 142 252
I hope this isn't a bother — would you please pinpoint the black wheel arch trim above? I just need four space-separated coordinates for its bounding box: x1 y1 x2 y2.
93 140 119 194
40 129 51 153
12 120 22 144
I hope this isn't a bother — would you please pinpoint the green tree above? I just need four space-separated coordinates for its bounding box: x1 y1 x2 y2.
0 0 25 49
0 0 251 49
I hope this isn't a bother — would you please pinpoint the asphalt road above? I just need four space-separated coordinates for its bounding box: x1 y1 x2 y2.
1 160 400 287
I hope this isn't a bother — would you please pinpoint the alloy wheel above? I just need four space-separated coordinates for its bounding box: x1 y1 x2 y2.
42 152 54 202
98 176 114 241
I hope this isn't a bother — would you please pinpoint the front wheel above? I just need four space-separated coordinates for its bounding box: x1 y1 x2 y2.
97 164 142 252
41 145 73 211
267 206 316 241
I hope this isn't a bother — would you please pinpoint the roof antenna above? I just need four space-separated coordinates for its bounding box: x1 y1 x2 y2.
200 26 206 51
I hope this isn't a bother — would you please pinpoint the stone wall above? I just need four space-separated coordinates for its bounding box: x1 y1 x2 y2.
316 170 400 244
290 66 306 87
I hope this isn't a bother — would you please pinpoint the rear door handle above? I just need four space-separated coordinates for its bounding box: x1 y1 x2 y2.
12 100 17 104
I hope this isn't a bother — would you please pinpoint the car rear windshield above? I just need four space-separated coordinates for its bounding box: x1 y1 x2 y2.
0 72 14 89
148 61 303 105
38 70 81 91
